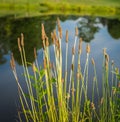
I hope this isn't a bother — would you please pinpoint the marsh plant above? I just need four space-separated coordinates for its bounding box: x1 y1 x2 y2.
10 18 120 122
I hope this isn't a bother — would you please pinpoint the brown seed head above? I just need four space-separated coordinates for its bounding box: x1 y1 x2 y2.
43 58 47 69
78 38 82 54
71 64 74 71
51 32 55 44
32 63 36 73
53 29 57 41
118 82 120 88
17 37 21 52
91 102 95 110
91 58 95 65
105 53 109 63
105 60 108 70
100 97 104 104
10 60 14 70
72 47 75 55
41 23 46 41
59 26 62 39
45 37 49 47
75 27 78 36
66 30 68 43
86 44 90 53
11 53 15 69
34 47 37 59
21 33 24 47
61 78 64 83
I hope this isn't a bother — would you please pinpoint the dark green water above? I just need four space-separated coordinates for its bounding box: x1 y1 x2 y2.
0 15 120 121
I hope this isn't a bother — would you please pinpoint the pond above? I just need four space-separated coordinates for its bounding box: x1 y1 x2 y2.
0 15 120 121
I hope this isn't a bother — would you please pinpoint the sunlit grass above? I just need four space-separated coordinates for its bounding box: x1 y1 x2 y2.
10 18 120 122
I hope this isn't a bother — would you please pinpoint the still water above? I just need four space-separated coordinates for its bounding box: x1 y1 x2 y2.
0 15 120 121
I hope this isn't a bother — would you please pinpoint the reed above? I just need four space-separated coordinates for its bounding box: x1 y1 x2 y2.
11 18 120 122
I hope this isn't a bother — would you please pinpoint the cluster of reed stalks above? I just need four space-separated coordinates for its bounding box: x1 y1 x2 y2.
10 18 120 122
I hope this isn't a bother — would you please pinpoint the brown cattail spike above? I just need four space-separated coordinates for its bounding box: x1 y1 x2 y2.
32 63 36 73
71 64 74 71
42 23 46 41
46 37 49 47
91 58 95 65
34 48 37 59
10 60 14 70
17 37 21 52
11 53 15 69
86 44 90 53
72 47 75 55
91 102 95 110
51 32 55 44
21 33 24 47
78 38 82 54
59 26 62 39
105 53 109 63
66 30 68 43
75 27 78 36
53 29 57 41
43 58 47 69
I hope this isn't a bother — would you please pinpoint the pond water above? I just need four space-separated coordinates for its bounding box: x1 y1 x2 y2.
0 15 120 121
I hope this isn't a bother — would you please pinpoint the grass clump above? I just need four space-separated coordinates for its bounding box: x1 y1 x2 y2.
10 18 120 122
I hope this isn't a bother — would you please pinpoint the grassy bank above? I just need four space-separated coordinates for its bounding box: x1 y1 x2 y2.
0 0 120 18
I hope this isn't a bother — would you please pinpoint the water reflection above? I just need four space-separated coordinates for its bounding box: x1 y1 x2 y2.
0 15 120 65
77 17 99 42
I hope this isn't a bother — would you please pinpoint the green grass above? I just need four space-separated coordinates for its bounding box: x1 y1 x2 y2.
0 0 120 18
10 18 120 122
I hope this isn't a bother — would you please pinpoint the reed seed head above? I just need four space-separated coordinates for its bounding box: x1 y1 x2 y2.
41 23 46 41
51 32 55 44
11 53 15 69
45 37 49 47
43 58 47 69
61 78 64 83
78 38 82 54
86 44 90 53
91 58 95 65
17 37 21 52
32 63 36 73
100 97 104 104
34 47 37 59
53 29 57 41
57 17 60 27
72 47 75 55
75 27 78 36
66 93 70 99
66 30 68 43
71 64 74 71
21 33 24 47
105 53 109 63
118 82 120 88
59 26 62 39
91 102 95 110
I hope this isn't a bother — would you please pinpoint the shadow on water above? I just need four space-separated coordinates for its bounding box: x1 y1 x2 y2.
0 15 120 65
